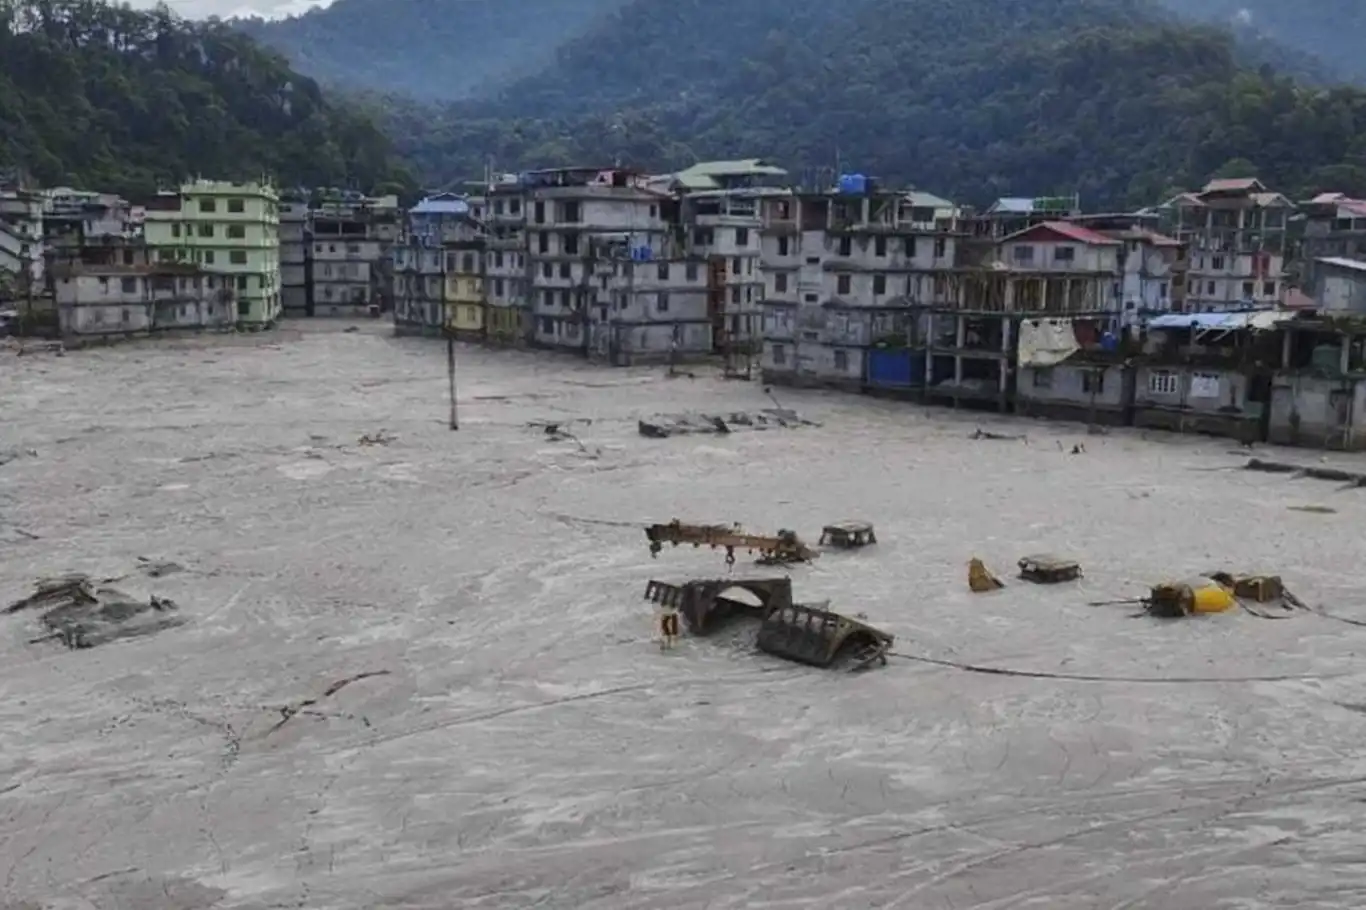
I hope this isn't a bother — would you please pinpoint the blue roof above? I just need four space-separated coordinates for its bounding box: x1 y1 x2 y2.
1148 310 1292 331
410 194 469 216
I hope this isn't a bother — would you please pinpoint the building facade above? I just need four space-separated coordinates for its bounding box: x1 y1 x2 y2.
143 180 281 327
1159 178 1292 312
52 258 235 340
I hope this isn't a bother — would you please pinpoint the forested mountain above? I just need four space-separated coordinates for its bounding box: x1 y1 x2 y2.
0 0 413 197
235 0 626 103
1163 0 1366 83
385 0 1366 208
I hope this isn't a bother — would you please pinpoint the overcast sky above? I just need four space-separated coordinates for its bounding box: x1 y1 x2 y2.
126 0 330 19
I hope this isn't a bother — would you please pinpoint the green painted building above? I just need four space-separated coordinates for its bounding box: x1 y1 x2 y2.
143 180 281 326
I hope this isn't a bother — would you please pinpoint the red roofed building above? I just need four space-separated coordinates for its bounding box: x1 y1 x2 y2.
982 220 1123 314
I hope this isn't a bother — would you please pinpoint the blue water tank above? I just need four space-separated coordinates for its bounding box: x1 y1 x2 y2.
839 173 867 194
632 245 654 261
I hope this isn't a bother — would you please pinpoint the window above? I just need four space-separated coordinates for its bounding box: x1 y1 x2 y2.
495 252 504 268
121 308 130 324
123 250 134 265
731 286 741 303
934 237 946 258
1033 368 1053 389
559 262 571 279
772 344 786 365
657 293 669 313
237 300 250 316
197 224 214 238
1053 246 1075 263
875 236 887 257
542 263 553 278
1242 281 1255 299
693 228 713 246
685 263 698 281
1082 370 1105 395
778 237 789 256
873 274 886 295
775 274 788 293
732 257 742 275
510 199 521 215
121 277 137 293
905 237 918 257
463 254 475 273
836 274 851 295
1263 281 1276 297
199 199 216 213
735 227 749 247
658 263 670 280
229 251 247 265
564 233 579 255
227 198 245 214
1012 245 1035 263
227 225 245 239
172 223 181 237
1148 371 1179 395
347 243 360 255
493 200 504 215
538 233 549 254
533 201 545 224
1206 281 1216 295
495 278 505 296
833 349 848 371
649 205 657 218
204 251 215 265
838 237 852 257
1211 255 1226 271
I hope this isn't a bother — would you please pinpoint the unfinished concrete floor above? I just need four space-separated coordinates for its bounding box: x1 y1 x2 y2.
4 324 1366 909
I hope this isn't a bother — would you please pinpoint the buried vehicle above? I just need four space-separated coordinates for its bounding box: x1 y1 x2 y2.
1017 554 1082 584
642 576 794 635
642 576 893 671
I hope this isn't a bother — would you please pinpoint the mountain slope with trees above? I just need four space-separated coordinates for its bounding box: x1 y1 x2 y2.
386 0 1366 207
235 0 627 103
0 0 414 197
1162 0 1366 83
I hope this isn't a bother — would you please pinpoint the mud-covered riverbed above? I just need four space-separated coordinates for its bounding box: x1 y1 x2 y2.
3 323 1366 909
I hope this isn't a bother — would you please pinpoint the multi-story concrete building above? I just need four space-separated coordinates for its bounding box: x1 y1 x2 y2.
308 193 400 317
51 253 236 341
1158 177 1293 311
0 180 45 296
484 178 528 344
444 239 486 339
278 195 310 316
143 180 281 327
393 193 480 336
1070 212 1188 321
760 183 962 390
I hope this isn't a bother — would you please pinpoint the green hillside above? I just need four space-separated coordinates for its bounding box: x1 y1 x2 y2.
0 0 413 197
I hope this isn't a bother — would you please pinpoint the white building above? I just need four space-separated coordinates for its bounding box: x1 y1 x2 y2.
759 187 962 388
52 261 235 340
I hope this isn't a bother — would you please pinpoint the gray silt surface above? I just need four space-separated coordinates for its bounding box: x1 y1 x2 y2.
3 323 1366 909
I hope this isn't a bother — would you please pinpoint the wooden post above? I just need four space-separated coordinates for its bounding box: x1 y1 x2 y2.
447 335 459 431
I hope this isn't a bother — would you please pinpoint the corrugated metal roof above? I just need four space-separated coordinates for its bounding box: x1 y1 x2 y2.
905 190 955 209
988 197 1036 214
410 194 469 215
1317 256 1366 273
1148 310 1293 331
676 159 788 179
1004 220 1120 246
1202 177 1264 193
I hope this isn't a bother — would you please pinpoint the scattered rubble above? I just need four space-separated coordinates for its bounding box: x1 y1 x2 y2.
971 428 1026 442
1018 554 1082 584
267 670 390 735
0 447 37 467
638 408 817 438
1245 458 1366 486
819 521 877 548
1090 571 1309 620
6 574 186 649
358 430 397 447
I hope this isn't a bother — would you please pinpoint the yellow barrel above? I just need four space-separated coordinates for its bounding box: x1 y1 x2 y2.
1188 578 1236 614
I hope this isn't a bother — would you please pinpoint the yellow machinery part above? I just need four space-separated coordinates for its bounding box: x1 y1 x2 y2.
1188 579 1237 614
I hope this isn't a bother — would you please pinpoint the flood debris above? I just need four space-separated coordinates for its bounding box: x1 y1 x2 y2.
0 447 37 467
642 576 892 671
638 408 817 438
6 574 186 649
1092 571 1308 619
135 556 184 578
1245 458 1366 487
968 558 1005 592
971 428 1026 442
819 521 877 548
1018 554 1082 584
267 669 391 735
1288 504 1337 514
645 520 817 566
358 430 396 447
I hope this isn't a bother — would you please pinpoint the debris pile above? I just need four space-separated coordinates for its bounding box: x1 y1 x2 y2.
358 430 396 447
645 520 817 566
5 574 186 649
638 408 817 438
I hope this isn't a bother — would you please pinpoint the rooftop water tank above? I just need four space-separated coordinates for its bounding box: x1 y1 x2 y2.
838 173 867 195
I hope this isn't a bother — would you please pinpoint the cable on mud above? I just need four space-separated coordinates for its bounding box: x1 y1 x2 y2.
885 651 1353 684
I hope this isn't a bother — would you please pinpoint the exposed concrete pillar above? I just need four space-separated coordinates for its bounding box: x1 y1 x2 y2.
1341 334 1352 375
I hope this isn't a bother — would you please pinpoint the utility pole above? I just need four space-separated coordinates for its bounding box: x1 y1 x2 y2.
447 333 459 431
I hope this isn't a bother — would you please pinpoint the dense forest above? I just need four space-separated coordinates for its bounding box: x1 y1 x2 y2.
1164 0 1366 84
235 0 626 103
376 0 1366 208
0 0 414 197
